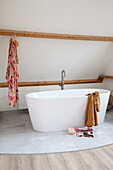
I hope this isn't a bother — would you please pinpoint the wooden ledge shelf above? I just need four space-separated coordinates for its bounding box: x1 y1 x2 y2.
99 75 113 79
0 29 113 41
0 79 103 88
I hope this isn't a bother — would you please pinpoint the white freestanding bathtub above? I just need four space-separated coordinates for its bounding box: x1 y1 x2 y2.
26 89 110 132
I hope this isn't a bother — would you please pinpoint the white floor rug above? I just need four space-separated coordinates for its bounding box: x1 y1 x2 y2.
0 109 113 154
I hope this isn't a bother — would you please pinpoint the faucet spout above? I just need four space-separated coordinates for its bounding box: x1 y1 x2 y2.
60 70 66 90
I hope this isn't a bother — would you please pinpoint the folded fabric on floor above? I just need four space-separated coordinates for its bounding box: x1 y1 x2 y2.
75 128 94 137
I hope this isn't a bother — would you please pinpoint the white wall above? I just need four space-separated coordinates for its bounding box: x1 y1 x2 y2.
102 59 113 90
0 0 113 111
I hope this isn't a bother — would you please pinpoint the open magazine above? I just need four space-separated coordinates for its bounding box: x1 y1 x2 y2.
75 128 94 137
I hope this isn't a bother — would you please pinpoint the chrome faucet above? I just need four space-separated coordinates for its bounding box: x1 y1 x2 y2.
60 70 66 90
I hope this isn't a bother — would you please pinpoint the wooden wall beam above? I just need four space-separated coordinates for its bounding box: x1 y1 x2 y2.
99 75 113 79
0 29 113 41
0 79 103 88
1 75 113 88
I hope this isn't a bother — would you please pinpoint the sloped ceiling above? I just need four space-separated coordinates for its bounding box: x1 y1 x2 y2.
0 0 113 83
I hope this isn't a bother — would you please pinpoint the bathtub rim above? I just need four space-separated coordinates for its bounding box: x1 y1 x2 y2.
25 88 110 100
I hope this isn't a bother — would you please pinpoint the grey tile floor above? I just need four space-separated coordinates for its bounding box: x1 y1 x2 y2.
0 109 113 154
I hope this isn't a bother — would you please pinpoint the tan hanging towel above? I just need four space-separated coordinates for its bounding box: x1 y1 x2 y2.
84 91 100 127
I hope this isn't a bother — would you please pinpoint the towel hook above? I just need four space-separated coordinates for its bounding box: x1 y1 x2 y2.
12 33 16 40
14 34 16 40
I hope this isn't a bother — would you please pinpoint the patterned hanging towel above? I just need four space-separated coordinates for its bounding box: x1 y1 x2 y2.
6 37 19 107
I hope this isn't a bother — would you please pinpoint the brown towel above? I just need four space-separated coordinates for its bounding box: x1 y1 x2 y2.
84 91 100 127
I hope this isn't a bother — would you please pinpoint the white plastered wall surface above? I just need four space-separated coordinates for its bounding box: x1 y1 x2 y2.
102 59 113 90
0 0 113 111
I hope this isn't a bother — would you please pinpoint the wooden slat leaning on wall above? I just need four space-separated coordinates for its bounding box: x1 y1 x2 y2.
0 29 113 41
0 79 103 88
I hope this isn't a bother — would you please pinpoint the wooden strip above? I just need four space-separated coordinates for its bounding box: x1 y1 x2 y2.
0 29 113 41
99 75 113 79
0 79 103 88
